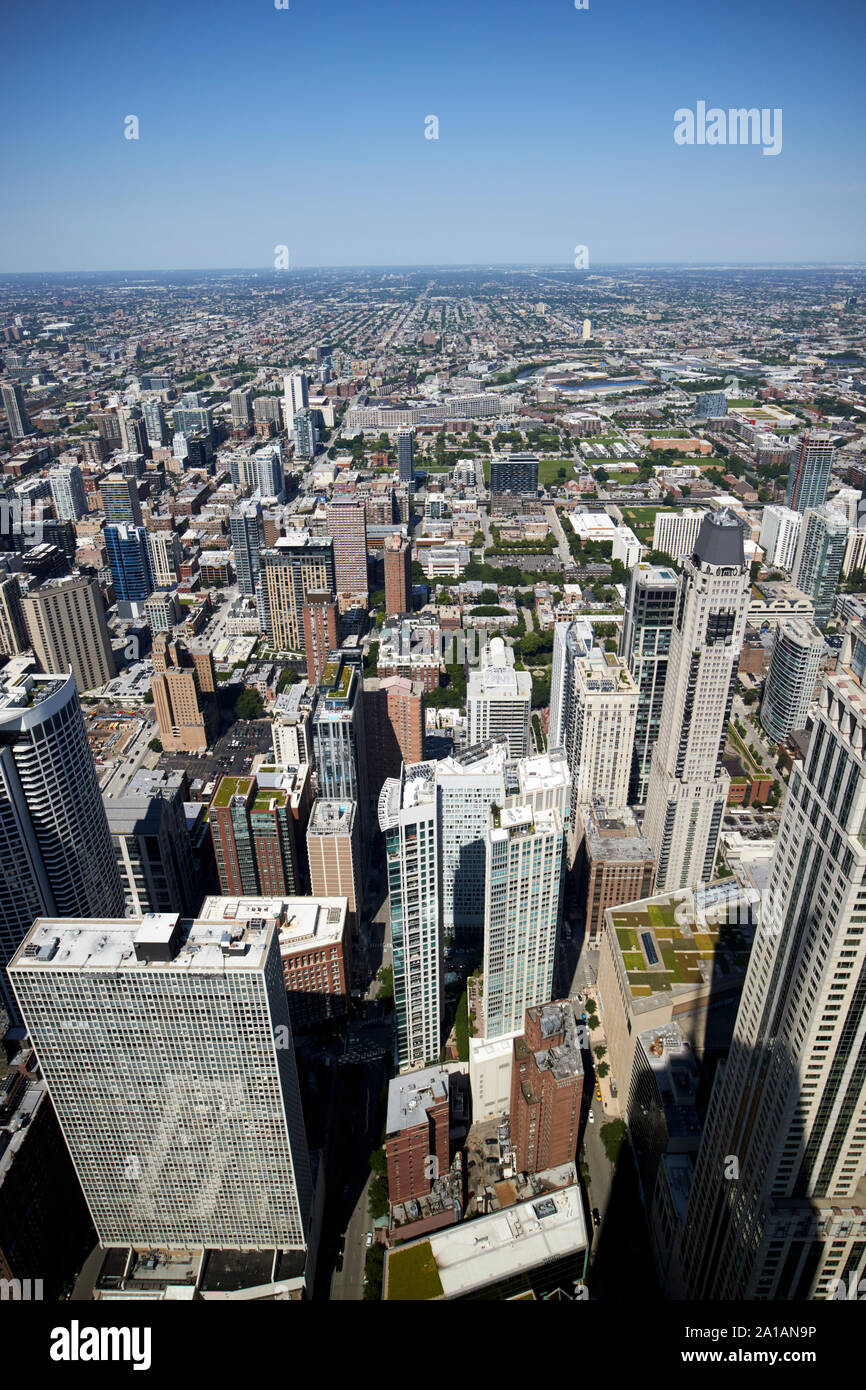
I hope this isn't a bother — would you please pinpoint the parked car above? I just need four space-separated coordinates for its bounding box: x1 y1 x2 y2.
592 1208 601 1228
365 1231 373 1247
588 1110 594 1124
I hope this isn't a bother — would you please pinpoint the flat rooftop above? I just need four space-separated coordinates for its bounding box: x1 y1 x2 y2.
10 914 274 975
386 1067 449 1136
308 800 356 835
198 895 347 951
606 883 755 1006
385 1182 587 1300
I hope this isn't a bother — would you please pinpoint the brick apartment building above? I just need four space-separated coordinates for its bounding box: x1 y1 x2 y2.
510 1001 584 1175
385 1068 451 1204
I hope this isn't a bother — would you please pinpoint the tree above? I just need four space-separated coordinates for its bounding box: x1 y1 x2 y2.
531 674 551 709
593 1045 607 1060
234 688 265 720
376 964 394 1001
743 687 760 706
143 688 154 704
148 738 162 754
597 1062 610 1079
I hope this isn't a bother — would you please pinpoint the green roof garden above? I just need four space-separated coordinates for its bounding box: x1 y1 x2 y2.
385 1240 444 1301
211 775 254 809
610 892 752 1000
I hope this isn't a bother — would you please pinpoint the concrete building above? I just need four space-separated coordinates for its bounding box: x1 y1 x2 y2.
229 387 253 432
695 391 727 420
10 912 312 1255
385 1068 450 1205
106 772 198 917
147 529 183 589
758 505 801 572
271 681 315 768
791 505 848 629
759 618 823 743
282 372 309 434
644 511 751 892
383 1179 587 1301
49 462 87 522
619 563 678 803
378 616 442 692
577 801 656 946
306 799 362 935
260 534 335 654
549 618 594 753
467 636 531 758
0 669 124 1023
22 575 116 693
230 500 264 596
489 454 538 498
676 633 866 1299
651 509 706 561
784 430 836 514
483 805 564 1041
104 524 154 612
1 381 33 438
379 762 441 1071
384 534 412 616
151 646 216 754
101 472 143 528
561 648 639 863
510 1001 584 1174
597 880 756 1123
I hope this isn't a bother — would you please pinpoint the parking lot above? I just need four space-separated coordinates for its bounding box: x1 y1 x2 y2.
157 719 275 797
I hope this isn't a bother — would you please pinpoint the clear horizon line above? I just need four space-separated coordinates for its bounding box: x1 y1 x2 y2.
1 259 864 277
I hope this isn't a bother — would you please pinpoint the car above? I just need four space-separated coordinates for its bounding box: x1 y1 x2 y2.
581 1013 587 1023
365 1231 373 1247
588 1110 594 1123
592 1208 601 1228
595 1089 602 1101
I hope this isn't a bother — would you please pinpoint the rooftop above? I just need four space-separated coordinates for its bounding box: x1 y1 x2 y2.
606 882 755 1005
385 1181 586 1300
386 1066 449 1135
9 913 274 975
210 775 254 809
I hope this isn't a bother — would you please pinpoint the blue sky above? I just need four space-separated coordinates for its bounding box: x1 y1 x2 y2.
0 0 863 270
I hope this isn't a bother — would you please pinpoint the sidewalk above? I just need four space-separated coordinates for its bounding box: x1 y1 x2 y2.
583 987 621 1120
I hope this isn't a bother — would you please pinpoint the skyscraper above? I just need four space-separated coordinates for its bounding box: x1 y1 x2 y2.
10 912 312 1255
363 675 425 795
230 499 264 596
483 804 564 1041
312 654 368 810
210 774 301 896
549 618 594 752
467 637 532 758
22 575 116 693
379 762 442 1071
0 572 28 655
253 443 285 502
790 505 848 629
620 563 678 803
230 386 254 432
384 534 412 617
107 770 198 916
326 496 369 603
101 472 143 527
760 618 824 743
397 428 415 483
0 669 124 1021
1 381 33 438
758 505 802 572
644 511 751 892
306 799 363 936
104 524 155 611
259 533 335 653
292 409 318 461
49 462 87 522
147 528 183 588
302 590 338 685
283 372 309 434
784 431 837 514
676 631 866 1299
151 644 216 754
142 397 169 448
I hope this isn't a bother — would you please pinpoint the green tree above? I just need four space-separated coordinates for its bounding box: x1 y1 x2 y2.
593 1045 607 1060
376 964 394 1001
148 738 162 754
597 1061 610 1079
234 688 265 720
